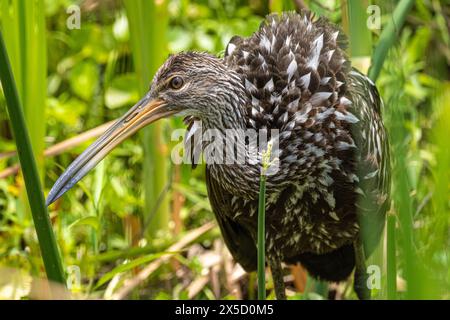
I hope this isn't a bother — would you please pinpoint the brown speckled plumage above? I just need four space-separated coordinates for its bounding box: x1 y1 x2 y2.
179 13 390 283
188 15 387 294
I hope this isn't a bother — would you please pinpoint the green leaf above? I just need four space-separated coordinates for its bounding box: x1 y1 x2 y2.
95 252 178 288
194 29 215 51
68 216 100 231
69 61 99 101
168 27 193 52
47 96 87 127
113 14 129 43
105 74 139 109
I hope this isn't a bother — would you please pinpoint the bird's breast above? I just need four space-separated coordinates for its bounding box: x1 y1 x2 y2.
229 173 360 256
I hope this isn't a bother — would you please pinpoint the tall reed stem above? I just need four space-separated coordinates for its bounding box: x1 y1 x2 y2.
341 0 372 73
258 144 275 300
1 0 47 176
257 172 267 300
386 213 397 299
0 30 65 285
124 0 170 238
368 0 415 81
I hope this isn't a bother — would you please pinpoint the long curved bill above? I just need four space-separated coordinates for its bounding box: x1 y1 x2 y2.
46 96 173 206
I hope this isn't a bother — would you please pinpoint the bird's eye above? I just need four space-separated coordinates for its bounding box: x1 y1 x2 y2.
169 76 184 90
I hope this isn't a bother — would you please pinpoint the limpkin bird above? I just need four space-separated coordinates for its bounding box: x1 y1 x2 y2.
47 12 390 300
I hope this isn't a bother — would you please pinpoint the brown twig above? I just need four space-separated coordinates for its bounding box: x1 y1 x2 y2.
111 222 216 300
0 121 114 179
0 150 16 160
210 239 223 298
0 164 20 179
187 275 210 299
225 249 244 299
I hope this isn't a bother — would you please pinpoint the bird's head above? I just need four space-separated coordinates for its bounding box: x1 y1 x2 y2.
46 52 244 205
150 52 243 120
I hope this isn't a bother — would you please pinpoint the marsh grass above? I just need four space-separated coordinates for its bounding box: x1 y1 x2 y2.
368 0 415 81
257 145 275 300
342 0 418 299
0 30 65 285
378 12 449 298
257 172 267 300
124 0 170 238
341 0 372 73
0 0 47 175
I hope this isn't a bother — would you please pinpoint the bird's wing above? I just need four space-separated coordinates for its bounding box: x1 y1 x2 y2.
224 12 351 130
205 168 257 272
347 69 391 254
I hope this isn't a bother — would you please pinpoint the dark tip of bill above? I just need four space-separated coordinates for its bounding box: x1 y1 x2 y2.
45 188 59 207
45 196 53 207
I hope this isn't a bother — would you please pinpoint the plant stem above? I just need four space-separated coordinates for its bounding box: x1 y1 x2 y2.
368 0 415 81
269 0 283 13
124 0 170 238
3 0 48 177
0 30 65 285
388 84 420 299
257 172 267 300
386 213 397 299
341 0 373 73
258 143 274 300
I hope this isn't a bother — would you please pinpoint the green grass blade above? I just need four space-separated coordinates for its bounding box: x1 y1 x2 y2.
341 0 373 73
20 0 47 175
341 0 383 298
0 0 22 96
342 0 373 56
258 144 275 300
427 84 450 298
257 172 267 300
269 0 283 13
368 0 415 81
386 73 422 299
124 0 170 238
1 0 47 175
386 213 397 299
0 30 65 284
95 251 174 288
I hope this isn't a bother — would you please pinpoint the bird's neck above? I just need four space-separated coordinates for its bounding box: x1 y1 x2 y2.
201 87 271 199
201 81 247 131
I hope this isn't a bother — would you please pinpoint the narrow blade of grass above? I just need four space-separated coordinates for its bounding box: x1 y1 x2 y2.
386 73 423 299
258 144 275 300
124 0 170 238
427 84 450 298
0 30 65 285
368 0 415 81
341 0 384 298
257 172 267 300
1 0 47 175
20 0 47 174
341 0 372 73
96 251 178 288
386 213 397 299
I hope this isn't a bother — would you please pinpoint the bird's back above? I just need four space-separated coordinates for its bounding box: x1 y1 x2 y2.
224 12 351 132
